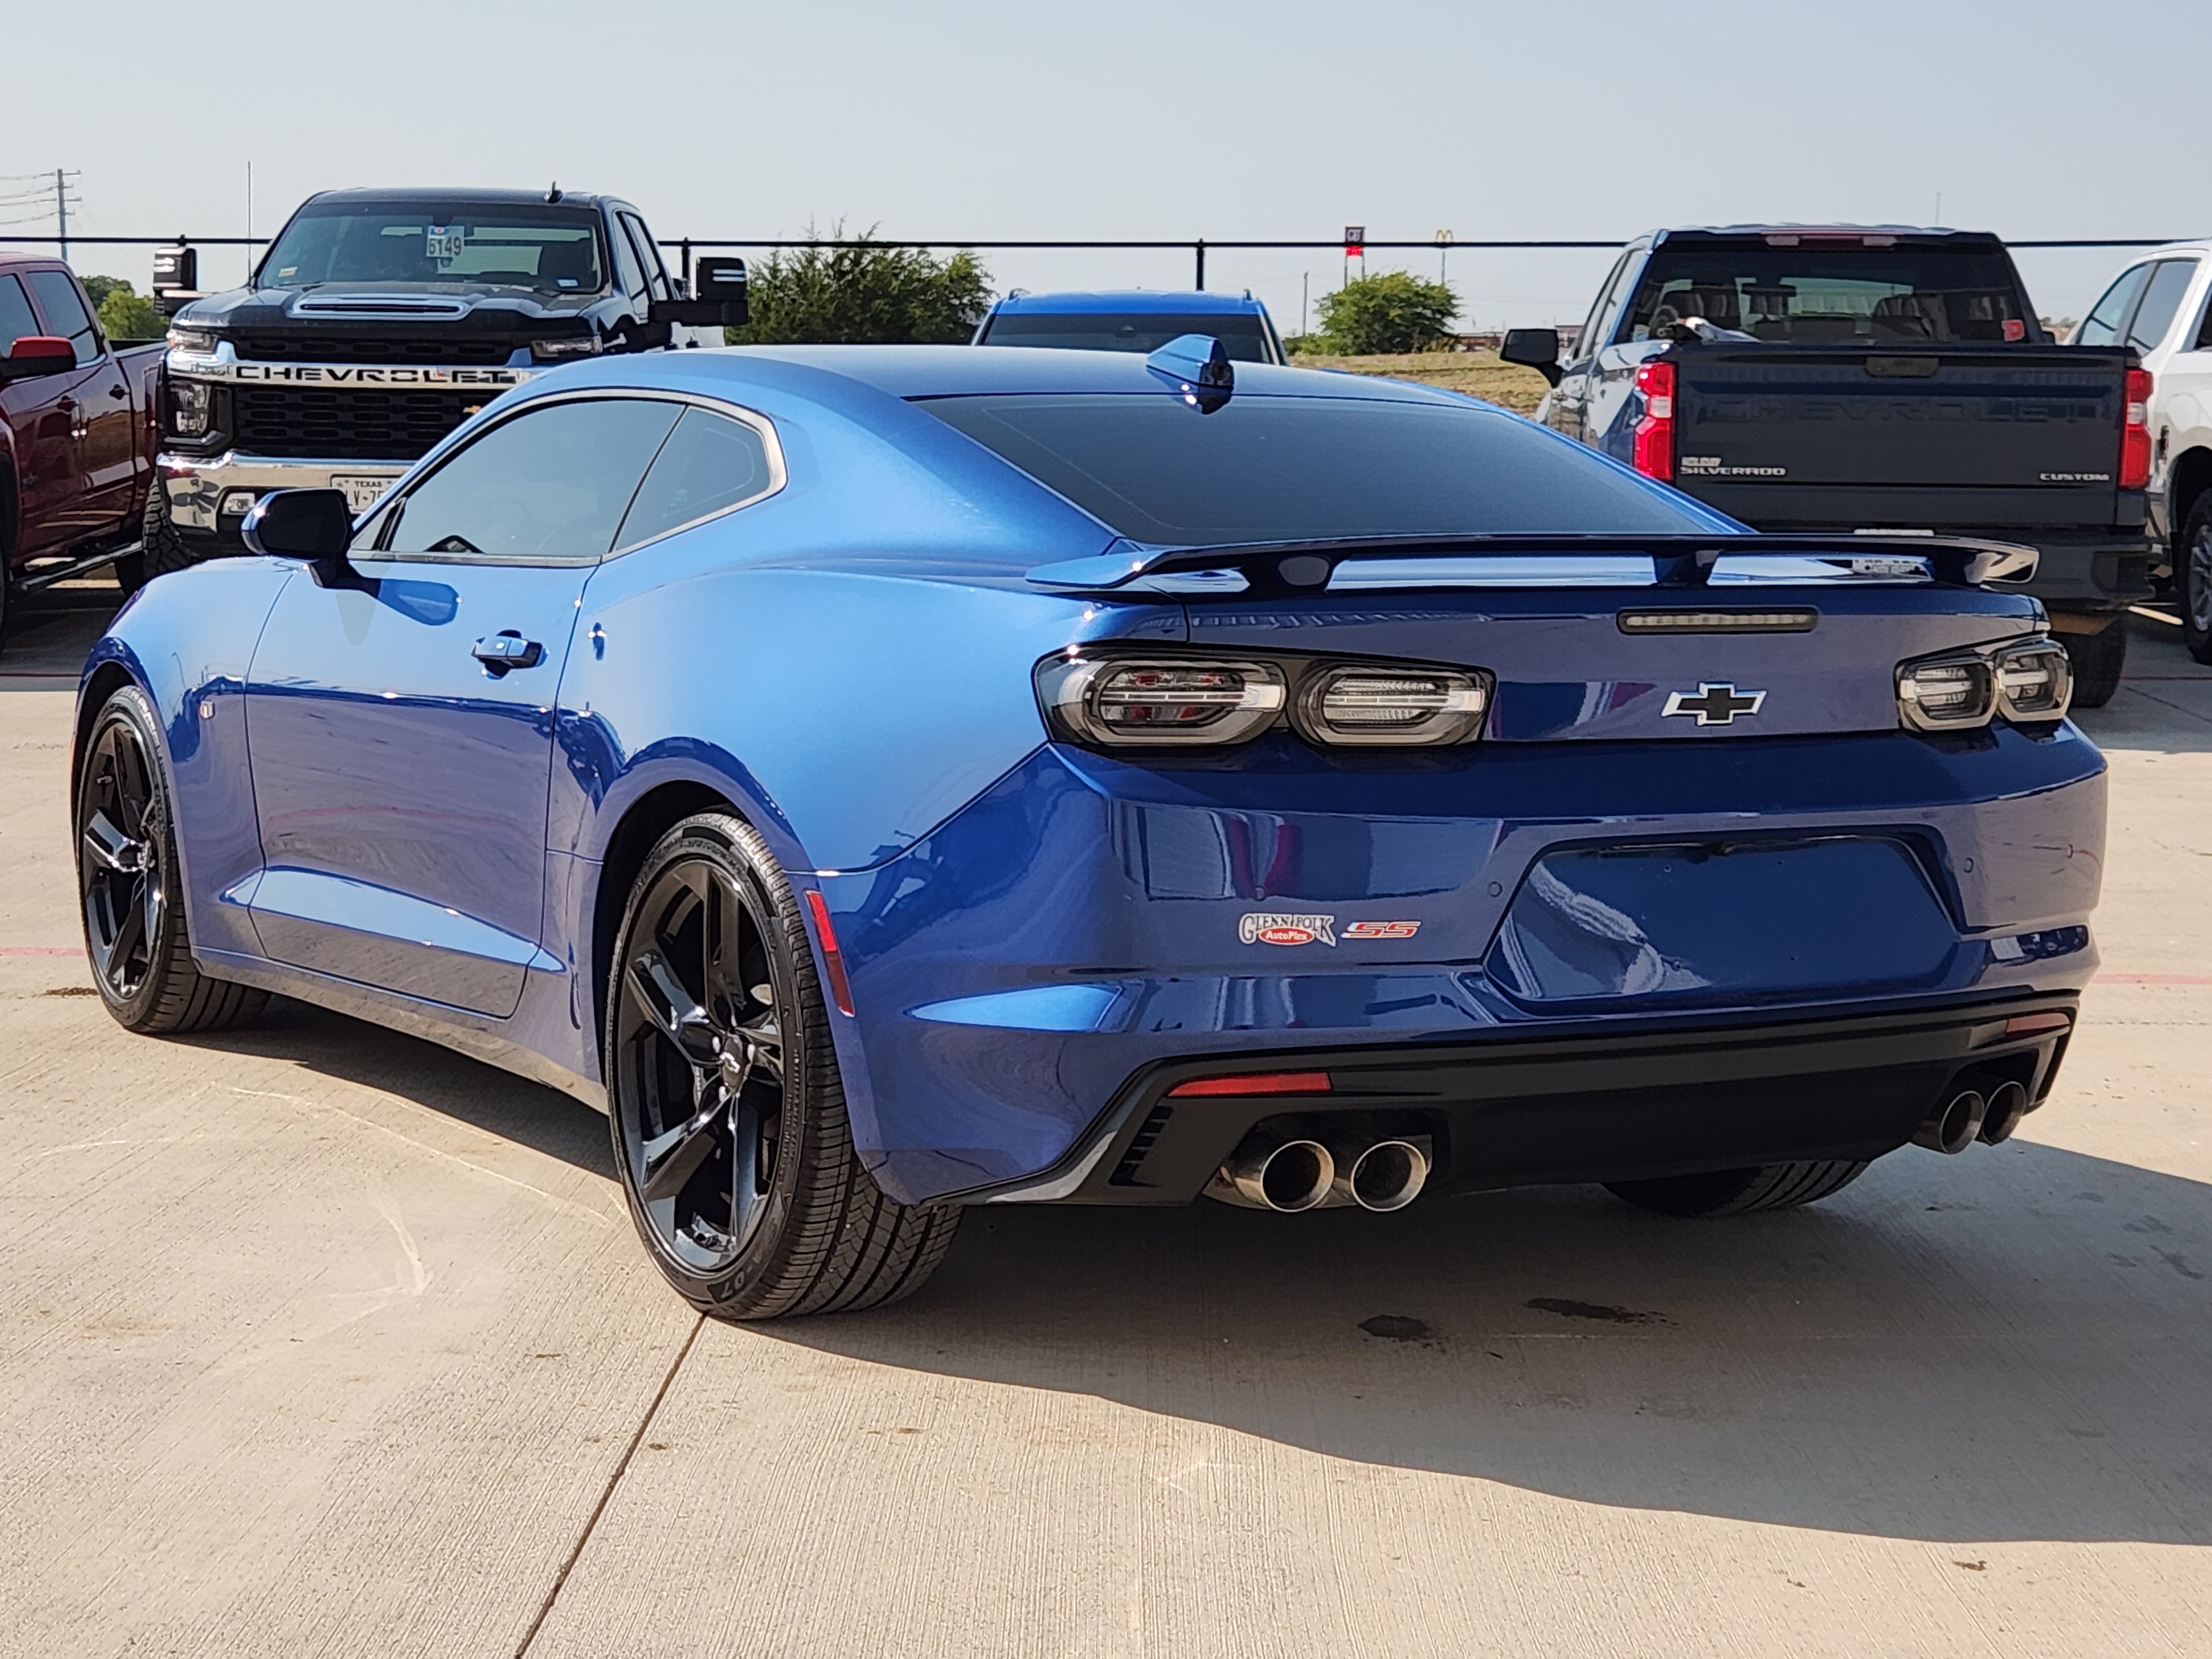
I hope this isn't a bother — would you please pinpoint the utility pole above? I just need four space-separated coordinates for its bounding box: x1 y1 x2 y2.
1301 272 1310 340
55 168 68 264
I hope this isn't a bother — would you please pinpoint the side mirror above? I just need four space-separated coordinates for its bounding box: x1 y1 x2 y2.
0 336 77 383
650 257 749 328
241 489 359 580
1500 327 1563 387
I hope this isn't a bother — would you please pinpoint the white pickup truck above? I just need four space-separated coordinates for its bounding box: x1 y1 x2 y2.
2070 244 2212 661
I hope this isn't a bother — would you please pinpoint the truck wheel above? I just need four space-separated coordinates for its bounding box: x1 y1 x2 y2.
140 486 199 580
1605 1160 1870 1217
606 811 961 1320
2060 621 2127 709
76 685 269 1034
2179 499 2212 666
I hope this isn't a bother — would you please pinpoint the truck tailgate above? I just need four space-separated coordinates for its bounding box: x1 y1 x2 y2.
1669 343 2132 531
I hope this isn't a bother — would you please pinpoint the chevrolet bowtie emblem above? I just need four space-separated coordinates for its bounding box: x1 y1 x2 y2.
1662 682 1766 726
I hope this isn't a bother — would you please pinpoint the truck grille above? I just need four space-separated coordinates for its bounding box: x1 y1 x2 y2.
232 387 482 460
230 335 514 366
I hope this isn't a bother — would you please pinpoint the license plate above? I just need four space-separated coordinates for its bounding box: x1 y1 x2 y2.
331 475 395 514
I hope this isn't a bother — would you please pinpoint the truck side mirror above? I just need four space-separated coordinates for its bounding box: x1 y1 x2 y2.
650 257 750 329
241 489 361 585
0 336 77 383
1500 327 1563 387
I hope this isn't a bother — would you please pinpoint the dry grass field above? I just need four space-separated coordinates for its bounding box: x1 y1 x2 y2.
1290 348 1554 414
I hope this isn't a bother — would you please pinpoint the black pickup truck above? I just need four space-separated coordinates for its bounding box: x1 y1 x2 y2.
147 186 743 572
1506 227 2153 703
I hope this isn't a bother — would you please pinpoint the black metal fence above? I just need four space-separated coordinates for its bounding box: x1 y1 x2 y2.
0 232 2192 293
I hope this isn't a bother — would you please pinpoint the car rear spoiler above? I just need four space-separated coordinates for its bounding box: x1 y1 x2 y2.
1025 533 2039 597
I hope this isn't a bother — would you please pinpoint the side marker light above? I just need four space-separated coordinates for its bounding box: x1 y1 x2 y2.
804 889 856 1016
1167 1071 1333 1098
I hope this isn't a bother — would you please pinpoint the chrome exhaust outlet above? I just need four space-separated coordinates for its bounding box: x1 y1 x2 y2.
1978 1079 2031 1146
1208 1134 1335 1212
1330 1139 1431 1212
1913 1089 1987 1155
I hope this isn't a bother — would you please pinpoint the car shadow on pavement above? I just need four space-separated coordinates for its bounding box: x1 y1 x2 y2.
765 1141 2212 1546
177 997 615 1180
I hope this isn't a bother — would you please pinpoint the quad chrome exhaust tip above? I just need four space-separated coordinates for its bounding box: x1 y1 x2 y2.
1210 1135 1335 1212
1330 1138 1431 1212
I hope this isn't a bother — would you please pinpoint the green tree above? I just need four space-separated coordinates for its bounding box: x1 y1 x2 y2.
83 275 165 343
726 226 992 346
1314 270 1460 354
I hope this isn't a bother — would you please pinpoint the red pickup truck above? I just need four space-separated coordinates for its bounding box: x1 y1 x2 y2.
0 255 164 653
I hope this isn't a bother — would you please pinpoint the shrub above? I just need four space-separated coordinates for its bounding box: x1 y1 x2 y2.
1314 270 1459 354
84 276 165 343
726 226 993 346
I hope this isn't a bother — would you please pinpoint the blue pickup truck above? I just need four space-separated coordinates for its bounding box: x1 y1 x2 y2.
1505 227 2154 704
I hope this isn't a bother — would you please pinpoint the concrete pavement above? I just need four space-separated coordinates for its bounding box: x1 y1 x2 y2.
2 593 2207 1657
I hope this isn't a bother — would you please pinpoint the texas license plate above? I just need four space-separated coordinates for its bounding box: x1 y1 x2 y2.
331 475 395 514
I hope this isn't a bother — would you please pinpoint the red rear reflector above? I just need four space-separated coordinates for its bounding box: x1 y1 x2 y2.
804 889 856 1016
1632 359 1677 482
1167 1071 1333 1098
2121 366 2153 490
2004 1011 2073 1036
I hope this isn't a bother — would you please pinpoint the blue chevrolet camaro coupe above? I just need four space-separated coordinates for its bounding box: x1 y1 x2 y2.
74 338 2103 1319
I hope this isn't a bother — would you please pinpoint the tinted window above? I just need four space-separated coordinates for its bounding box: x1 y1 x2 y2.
918 393 1707 544
979 312 1273 362
620 214 670 301
2075 265 2150 347
24 270 100 366
614 408 774 550
384 398 680 562
258 201 605 293
0 275 37 351
1579 252 1633 355
1623 241 2033 343
2128 260 2198 352
608 219 648 304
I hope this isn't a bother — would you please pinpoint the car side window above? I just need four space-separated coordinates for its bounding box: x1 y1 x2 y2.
379 398 682 564
620 213 671 302
0 274 38 351
1575 253 1632 359
2075 264 2150 347
614 407 777 551
607 220 650 309
23 269 101 366
2127 259 2199 353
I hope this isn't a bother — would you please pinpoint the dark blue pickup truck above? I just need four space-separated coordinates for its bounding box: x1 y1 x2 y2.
1505 227 2154 703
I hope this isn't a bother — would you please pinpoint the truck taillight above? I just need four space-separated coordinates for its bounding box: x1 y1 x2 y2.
1632 359 1676 482
2120 366 2152 491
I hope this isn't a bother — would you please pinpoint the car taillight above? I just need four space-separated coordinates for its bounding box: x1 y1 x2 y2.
1293 664 1489 746
1038 657 1287 747
1896 653 1995 731
1632 359 1676 482
2121 366 2153 490
1991 638 2072 722
1896 637 2072 732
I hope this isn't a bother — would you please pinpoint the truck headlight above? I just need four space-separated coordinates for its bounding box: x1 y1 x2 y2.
166 378 212 439
530 334 604 361
166 326 215 353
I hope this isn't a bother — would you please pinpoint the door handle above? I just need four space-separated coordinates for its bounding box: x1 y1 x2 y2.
472 632 544 671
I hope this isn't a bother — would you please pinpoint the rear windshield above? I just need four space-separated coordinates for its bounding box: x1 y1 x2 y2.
979 312 1274 361
916 393 1708 545
1620 240 2033 345
258 201 605 293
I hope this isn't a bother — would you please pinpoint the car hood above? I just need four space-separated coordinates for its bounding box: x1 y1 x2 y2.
176 284 606 332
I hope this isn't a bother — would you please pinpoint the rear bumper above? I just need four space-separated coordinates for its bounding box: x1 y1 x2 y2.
969 993 2080 1204
159 452 404 541
2002 530 2156 614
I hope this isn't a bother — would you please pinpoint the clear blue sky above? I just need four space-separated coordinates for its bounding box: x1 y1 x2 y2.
4 0 2205 329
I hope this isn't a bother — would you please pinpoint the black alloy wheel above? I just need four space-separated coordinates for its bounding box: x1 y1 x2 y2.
2181 498 2212 666
606 812 959 1319
75 686 267 1033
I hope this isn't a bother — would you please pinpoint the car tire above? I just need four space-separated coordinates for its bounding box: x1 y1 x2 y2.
76 685 270 1034
2060 620 2127 710
2179 498 2212 666
140 485 199 580
606 811 960 1321
1604 1159 1870 1218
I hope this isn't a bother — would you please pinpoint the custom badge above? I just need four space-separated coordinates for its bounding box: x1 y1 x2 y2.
1662 682 1766 726
1239 912 1337 947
